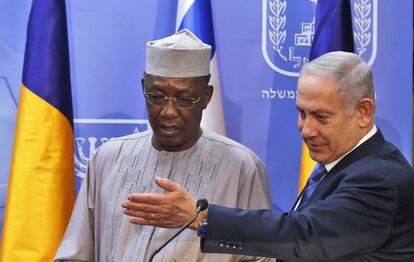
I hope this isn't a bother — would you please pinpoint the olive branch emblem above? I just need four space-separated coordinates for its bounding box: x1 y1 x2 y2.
353 0 372 56
268 0 287 61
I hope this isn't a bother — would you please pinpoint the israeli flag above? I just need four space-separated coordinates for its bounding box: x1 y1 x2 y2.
176 0 226 135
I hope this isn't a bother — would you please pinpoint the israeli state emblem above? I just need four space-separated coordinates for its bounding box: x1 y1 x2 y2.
262 0 377 77
74 119 150 179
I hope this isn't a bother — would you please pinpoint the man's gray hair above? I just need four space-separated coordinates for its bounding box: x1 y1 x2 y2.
299 51 375 115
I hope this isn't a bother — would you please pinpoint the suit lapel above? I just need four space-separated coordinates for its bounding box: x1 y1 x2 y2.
292 129 386 211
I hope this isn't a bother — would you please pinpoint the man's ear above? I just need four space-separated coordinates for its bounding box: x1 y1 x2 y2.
357 98 374 128
202 85 214 109
141 78 145 92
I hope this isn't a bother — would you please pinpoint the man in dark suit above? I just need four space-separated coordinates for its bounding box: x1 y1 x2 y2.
122 51 414 261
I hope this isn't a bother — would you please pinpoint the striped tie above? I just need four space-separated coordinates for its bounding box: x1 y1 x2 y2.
297 163 327 210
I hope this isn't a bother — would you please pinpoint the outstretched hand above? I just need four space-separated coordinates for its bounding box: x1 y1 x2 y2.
122 177 198 228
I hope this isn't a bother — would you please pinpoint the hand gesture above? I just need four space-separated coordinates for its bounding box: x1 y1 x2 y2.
122 177 198 228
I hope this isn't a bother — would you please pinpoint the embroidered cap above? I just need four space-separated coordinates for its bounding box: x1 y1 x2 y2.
145 29 211 77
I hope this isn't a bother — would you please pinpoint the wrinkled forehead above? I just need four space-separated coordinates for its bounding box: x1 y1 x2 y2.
297 74 343 99
297 73 339 90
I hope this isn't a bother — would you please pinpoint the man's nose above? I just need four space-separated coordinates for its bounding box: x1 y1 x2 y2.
299 117 318 138
160 99 179 117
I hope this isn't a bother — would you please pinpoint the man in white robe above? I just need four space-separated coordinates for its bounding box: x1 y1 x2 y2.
54 29 273 262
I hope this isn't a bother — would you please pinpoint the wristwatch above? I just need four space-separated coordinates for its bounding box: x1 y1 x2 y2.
195 217 208 238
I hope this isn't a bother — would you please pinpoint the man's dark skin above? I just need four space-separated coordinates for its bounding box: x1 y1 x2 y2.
141 73 213 152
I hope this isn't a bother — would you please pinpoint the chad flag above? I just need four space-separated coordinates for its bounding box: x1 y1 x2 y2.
0 0 76 261
298 0 355 193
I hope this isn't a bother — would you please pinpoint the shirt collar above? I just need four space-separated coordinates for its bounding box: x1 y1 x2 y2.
324 125 377 172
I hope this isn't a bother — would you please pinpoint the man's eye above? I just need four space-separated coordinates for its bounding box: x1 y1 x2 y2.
177 97 194 106
316 115 328 122
150 95 165 102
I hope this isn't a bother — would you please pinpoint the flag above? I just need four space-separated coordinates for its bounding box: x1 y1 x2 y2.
298 0 355 193
176 0 226 135
0 0 76 261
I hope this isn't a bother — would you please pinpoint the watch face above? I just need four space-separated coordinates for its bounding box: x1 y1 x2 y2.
196 219 208 238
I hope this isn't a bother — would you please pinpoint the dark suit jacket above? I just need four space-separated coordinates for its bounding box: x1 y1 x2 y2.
201 130 414 261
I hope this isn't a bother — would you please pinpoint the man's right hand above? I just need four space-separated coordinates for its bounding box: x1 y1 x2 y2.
122 177 203 229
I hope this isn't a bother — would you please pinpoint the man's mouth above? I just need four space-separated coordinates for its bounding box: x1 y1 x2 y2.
159 124 180 137
306 141 324 151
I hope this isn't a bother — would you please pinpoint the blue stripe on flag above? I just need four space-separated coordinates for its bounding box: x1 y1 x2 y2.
178 0 216 57
22 0 73 124
309 0 354 60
